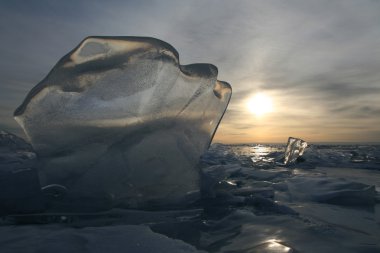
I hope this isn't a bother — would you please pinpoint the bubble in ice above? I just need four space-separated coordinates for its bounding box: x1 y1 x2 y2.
14 36 232 209
284 137 307 165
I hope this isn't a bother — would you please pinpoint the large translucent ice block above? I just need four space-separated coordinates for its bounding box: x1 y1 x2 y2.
14 36 232 209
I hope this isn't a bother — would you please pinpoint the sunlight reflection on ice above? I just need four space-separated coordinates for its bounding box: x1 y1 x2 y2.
231 144 284 167
264 239 292 252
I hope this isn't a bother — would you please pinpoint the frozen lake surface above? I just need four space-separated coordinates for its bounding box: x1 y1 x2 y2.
1 135 379 252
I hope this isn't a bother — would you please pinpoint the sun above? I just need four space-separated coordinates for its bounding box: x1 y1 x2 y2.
247 93 273 116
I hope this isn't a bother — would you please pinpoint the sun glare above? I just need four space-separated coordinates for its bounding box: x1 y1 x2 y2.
247 93 273 116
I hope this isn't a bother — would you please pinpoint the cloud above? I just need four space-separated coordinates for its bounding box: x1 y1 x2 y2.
0 0 380 142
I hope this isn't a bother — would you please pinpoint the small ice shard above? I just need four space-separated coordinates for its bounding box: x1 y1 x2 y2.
283 137 307 165
14 36 231 209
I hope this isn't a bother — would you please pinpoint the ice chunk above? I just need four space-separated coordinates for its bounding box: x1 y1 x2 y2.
283 137 307 165
287 176 376 205
0 131 36 170
0 130 33 152
245 196 298 215
0 131 44 214
14 36 232 209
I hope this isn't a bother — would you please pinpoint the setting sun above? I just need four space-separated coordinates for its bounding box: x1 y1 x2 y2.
247 93 273 116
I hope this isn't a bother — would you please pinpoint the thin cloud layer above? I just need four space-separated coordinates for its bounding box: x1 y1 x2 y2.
0 0 379 143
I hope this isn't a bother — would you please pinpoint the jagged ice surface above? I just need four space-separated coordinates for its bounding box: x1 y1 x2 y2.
1 139 379 252
14 37 231 209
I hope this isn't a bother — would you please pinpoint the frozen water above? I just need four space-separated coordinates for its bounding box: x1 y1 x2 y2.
284 137 307 165
287 176 376 205
0 141 379 252
0 225 205 253
13 37 231 209
198 143 380 252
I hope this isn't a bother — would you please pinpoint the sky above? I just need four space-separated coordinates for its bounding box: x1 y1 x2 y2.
1 0 380 144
